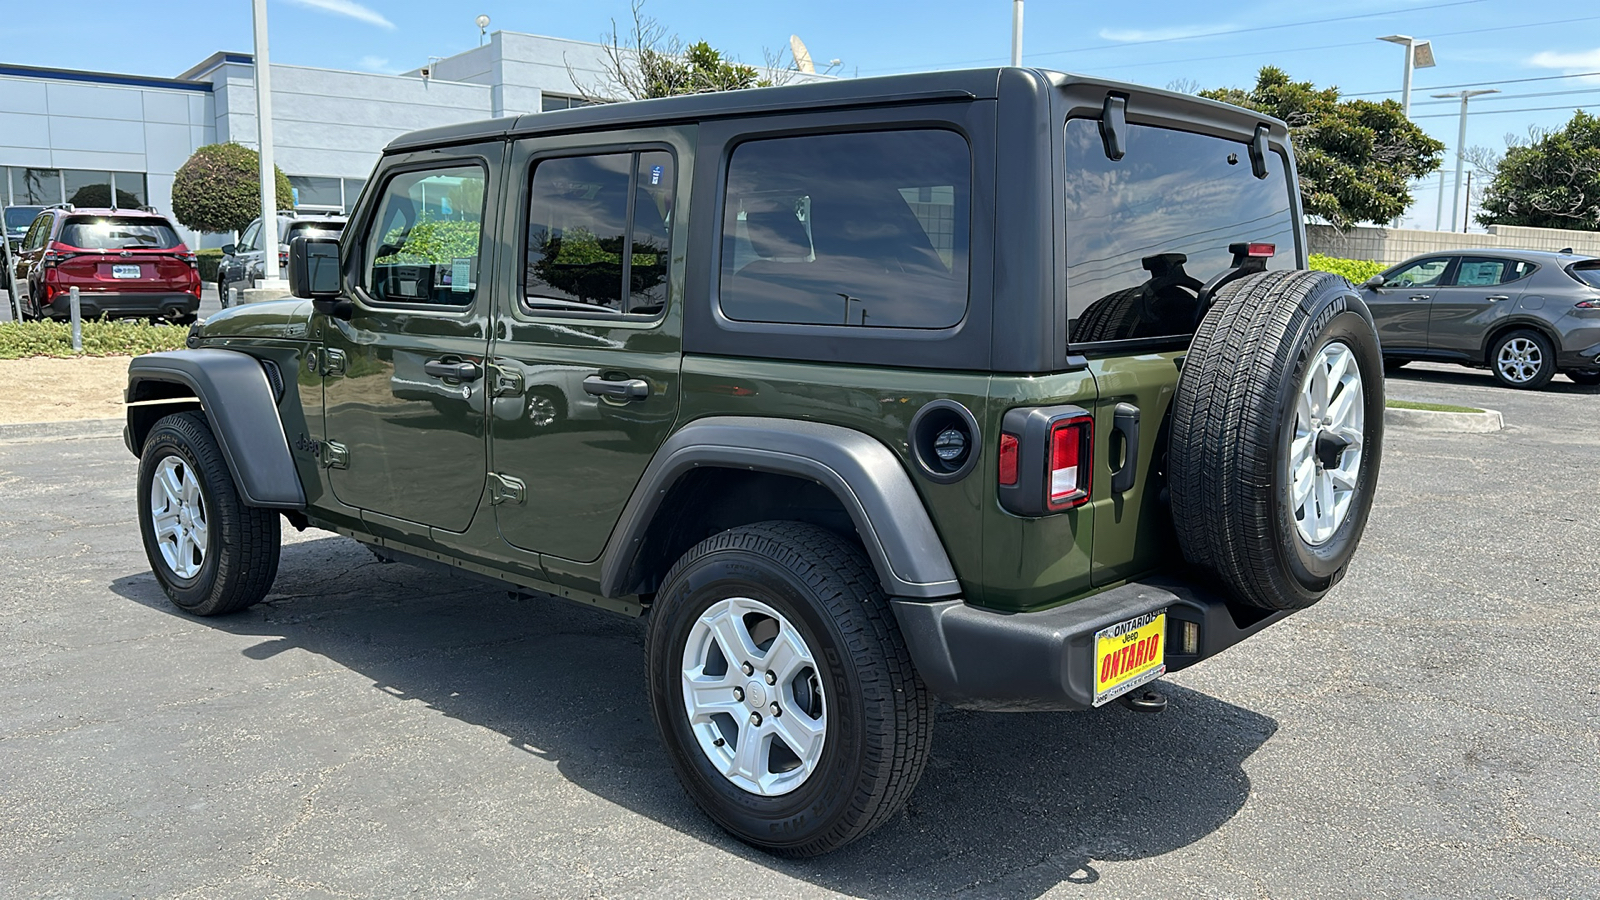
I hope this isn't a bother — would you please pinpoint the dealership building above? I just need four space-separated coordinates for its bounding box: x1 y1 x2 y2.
0 32 817 247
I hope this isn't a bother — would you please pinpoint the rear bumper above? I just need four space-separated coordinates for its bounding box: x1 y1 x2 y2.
1557 336 1600 370
48 291 199 319
890 576 1294 711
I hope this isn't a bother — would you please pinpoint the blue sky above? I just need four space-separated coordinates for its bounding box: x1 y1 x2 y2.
4 0 1597 230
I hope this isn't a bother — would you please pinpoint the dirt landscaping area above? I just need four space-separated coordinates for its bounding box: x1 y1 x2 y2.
0 356 129 424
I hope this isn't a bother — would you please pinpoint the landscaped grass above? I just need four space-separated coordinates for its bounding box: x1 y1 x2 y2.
1386 398 1485 414
0 319 188 359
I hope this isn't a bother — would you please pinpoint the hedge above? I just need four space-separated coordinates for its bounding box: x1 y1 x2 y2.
0 319 189 359
1308 254 1386 285
195 248 223 283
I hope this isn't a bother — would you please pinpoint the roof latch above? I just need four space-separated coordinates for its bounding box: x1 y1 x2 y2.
1099 93 1128 161
1249 123 1270 179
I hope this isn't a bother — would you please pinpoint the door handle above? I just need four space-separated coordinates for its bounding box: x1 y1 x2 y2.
1486 295 1510 301
1409 295 1430 302
423 359 482 381
583 375 650 401
1110 402 1140 494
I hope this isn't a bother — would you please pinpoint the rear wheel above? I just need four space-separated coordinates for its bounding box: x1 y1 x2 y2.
137 411 280 615
1170 270 1385 611
1490 329 1555 389
646 521 932 857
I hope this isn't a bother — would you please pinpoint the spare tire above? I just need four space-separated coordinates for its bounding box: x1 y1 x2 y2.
1169 270 1384 611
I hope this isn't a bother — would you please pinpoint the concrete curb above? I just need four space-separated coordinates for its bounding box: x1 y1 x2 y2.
0 418 123 443
1385 405 1503 433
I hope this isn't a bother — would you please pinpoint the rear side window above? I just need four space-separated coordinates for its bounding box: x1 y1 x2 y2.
1065 119 1296 345
362 164 486 306
1569 262 1600 288
523 150 676 315
718 129 971 329
1453 257 1533 286
58 216 180 250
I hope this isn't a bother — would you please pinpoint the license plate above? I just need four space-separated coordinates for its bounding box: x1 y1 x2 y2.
112 264 141 279
1092 610 1167 707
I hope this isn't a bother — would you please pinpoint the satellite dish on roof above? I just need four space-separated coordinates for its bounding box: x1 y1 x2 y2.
790 35 815 74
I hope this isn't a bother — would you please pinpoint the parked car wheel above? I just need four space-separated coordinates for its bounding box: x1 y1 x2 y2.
1170 270 1385 611
1568 370 1600 386
137 411 280 615
525 388 565 429
1490 329 1555 390
646 521 932 857
218 279 230 308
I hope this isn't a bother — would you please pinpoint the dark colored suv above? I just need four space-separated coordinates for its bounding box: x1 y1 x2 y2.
123 69 1386 856
14 206 201 323
1360 249 1600 388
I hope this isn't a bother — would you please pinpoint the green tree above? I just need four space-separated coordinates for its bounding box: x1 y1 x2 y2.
1201 67 1445 228
1476 111 1600 231
576 0 785 101
170 143 294 235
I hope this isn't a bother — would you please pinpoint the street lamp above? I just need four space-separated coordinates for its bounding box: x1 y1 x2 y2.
1433 89 1499 232
1377 34 1435 118
251 0 284 288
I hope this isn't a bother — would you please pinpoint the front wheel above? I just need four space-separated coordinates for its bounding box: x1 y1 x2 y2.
646 521 932 857
137 411 281 615
1490 329 1555 389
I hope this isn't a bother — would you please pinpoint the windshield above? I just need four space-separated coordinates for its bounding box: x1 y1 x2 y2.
58 216 181 250
1568 262 1600 289
5 207 41 231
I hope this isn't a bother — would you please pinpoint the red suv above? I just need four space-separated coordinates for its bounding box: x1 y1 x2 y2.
13 206 201 323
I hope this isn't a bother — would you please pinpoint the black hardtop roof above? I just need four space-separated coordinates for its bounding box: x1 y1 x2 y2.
385 67 1285 153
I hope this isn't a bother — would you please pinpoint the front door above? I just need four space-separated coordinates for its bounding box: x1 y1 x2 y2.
488 130 689 564
1430 256 1531 355
1367 256 1453 352
321 147 502 532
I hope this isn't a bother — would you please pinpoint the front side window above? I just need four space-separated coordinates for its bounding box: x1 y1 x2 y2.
58 216 181 250
718 129 971 329
363 164 486 306
523 150 675 315
238 221 262 252
1065 119 1297 345
1385 258 1450 288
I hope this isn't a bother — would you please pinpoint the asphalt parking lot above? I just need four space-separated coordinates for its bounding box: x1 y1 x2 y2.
2 363 1597 898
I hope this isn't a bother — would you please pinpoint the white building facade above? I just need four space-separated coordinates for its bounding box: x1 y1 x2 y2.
0 32 787 246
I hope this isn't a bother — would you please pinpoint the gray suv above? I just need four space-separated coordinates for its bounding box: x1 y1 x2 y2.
1360 249 1600 388
217 211 346 305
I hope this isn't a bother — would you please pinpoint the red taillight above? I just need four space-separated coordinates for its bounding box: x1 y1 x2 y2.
1047 417 1093 510
180 251 198 269
998 434 1019 486
278 249 288 269
1245 242 1276 258
1576 299 1600 309
43 248 59 268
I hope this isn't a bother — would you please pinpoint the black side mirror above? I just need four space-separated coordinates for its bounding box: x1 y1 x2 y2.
1364 275 1385 288
289 235 351 318
221 243 237 256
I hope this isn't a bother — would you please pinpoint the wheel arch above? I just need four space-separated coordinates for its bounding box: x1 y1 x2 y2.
600 416 961 601
126 349 305 509
1481 317 1560 366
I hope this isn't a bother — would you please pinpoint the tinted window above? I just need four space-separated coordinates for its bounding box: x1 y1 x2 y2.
1453 257 1532 286
58 216 180 250
523 151 675 314
1065 119 1296 345
1385 258 1449 288
719 129 970 329
363 165 486 306
1569 262 1600 288
286 220 344 242
5 206 42 231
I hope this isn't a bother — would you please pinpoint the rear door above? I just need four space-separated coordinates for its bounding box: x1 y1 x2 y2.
487 127 690 566
1368 256 1453 351
1429 256 1533 355
320 145 502 532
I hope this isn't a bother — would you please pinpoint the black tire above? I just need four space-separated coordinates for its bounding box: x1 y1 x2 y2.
218 281 230 308
1170 270 1385 611
1488 329 1556 389
1568 370 1600 386
646 521 932 857
137 411 280 615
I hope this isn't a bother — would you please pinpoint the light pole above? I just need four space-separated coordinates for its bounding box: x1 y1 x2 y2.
1011 0 1024 67
1377 35 1435 119
1433 89 1498 232
251 0 284 288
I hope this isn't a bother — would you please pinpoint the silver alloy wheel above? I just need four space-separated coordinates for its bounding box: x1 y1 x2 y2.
1496 336 1543 384
1289 341 1364 546
527 394 558 427
681 596 827 797
149 455 209 579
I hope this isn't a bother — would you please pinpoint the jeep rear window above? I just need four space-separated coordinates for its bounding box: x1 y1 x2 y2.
1064 118 1296 347
718 129 970 329
58 216 181 250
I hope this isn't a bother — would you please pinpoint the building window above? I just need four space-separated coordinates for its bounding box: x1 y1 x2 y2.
540 93 592 113
4 167 147 208
286 175 368 214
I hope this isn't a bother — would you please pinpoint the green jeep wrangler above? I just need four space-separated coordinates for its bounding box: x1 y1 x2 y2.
125 68 1383 856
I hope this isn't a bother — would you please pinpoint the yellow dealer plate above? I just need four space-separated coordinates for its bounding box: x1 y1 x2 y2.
1092 611 1166 707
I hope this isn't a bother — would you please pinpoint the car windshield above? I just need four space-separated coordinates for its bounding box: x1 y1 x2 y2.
5 207 41 231
58 216 181 250
1568 262 1600 288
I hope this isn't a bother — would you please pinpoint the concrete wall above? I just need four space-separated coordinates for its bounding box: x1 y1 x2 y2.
1308 223 1600 265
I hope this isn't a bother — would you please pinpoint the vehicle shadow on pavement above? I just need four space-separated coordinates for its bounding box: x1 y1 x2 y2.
111 533 1277 900
1388 366 1600 394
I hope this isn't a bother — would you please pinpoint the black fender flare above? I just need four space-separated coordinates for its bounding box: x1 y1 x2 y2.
125 349 306 509
600 416 961 599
